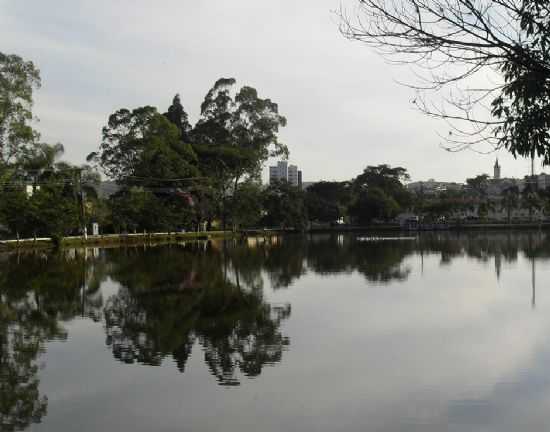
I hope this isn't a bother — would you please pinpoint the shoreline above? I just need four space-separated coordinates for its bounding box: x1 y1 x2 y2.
0 231 237 251
2 223 549 252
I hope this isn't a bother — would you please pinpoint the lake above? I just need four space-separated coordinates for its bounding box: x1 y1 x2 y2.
2 232 549 432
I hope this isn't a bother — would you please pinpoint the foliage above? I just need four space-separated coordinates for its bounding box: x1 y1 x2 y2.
349 186 400 224
163 94 192 143
349 165 412 224
230 180 263 229
501 186 520 223
88 106 198 186
102 245 290 385
0 52 41 164
0 186 32 238
262 181 308 230
192 78 287 225
305 181 351 223
466 174 490 197
340 1 550 161
109 188 163 233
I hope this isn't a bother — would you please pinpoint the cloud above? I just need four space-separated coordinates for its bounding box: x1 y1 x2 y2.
0 0 539 182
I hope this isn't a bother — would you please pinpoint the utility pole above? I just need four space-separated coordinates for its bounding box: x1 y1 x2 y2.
74 168 87 240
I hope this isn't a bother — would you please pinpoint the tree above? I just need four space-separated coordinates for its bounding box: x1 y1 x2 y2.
0 187 32 239
0 52 41 164
305 181 352 223
31 180 79 242
230 180 263 229
501 185 520 223
0 143 94 240
192 78 287 226
466 174 490 197
521 181 542 221
353 165 412 207
262 181 308 230
88 106 198 186
163 94 192 143
349 186 400 224
340 1 550 161
109 187 163 233
19 142 64 175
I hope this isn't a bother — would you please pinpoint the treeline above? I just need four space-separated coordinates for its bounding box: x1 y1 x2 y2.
1 50 420 240
16 49 543 238
0 52 292 240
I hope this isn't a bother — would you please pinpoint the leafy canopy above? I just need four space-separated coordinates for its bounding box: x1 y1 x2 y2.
0 52 41 164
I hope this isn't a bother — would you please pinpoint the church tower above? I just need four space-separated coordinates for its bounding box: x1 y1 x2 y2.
494 158 501 180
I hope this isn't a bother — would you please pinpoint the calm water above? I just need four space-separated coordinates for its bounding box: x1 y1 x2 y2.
2 232 550 431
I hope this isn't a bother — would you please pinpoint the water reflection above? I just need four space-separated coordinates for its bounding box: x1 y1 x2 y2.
102 245 291 386
1 231 550 430
0 252 102 431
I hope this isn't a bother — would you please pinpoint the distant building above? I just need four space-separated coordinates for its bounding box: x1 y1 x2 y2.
288 165 303 187
269 161 288 184
269 160 302 186
536 173 550 190
406 179 463 195
494 158 501 179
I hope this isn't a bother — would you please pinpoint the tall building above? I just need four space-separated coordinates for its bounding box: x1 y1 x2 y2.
269 161 288 184
288 165 299 186
494 158 501 180
269 160 302 186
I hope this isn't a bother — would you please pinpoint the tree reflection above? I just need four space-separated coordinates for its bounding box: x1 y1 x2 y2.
243 231 550 285
103 245 290 386
0 250 103 431
2 231 550 429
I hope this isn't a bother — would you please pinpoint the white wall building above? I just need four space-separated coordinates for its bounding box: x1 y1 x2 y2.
406 179 463 195
269 160 288 184
288 165 302 187
269 160 302 186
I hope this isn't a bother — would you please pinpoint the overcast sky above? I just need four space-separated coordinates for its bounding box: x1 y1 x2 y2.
0 0 542 183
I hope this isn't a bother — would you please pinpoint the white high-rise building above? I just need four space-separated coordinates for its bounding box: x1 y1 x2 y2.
288 165 299 186
269 160 302 186
269 161 288 184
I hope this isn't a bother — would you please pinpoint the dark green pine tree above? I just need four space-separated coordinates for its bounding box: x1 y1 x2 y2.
164 94 192 143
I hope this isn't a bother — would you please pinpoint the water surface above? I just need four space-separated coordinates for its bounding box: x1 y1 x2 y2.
2 232 549 431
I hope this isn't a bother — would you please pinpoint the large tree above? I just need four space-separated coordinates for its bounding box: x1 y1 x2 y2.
88 106 198 186
262 181 308 230
349 165 412 224
192 78 288 225
305 181 352 223
164 94 192 143
0 52 41 165
340 1 550 162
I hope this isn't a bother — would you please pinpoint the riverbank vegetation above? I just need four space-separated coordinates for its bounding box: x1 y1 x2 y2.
4 49 550 243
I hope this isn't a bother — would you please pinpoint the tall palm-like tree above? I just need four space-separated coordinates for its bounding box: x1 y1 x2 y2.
501 186 520 224
21 142 65 174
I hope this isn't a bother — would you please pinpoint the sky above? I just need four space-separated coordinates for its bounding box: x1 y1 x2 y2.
0 0 543 184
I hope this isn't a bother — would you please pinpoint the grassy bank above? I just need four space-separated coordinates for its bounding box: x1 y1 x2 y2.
0 231 237 251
